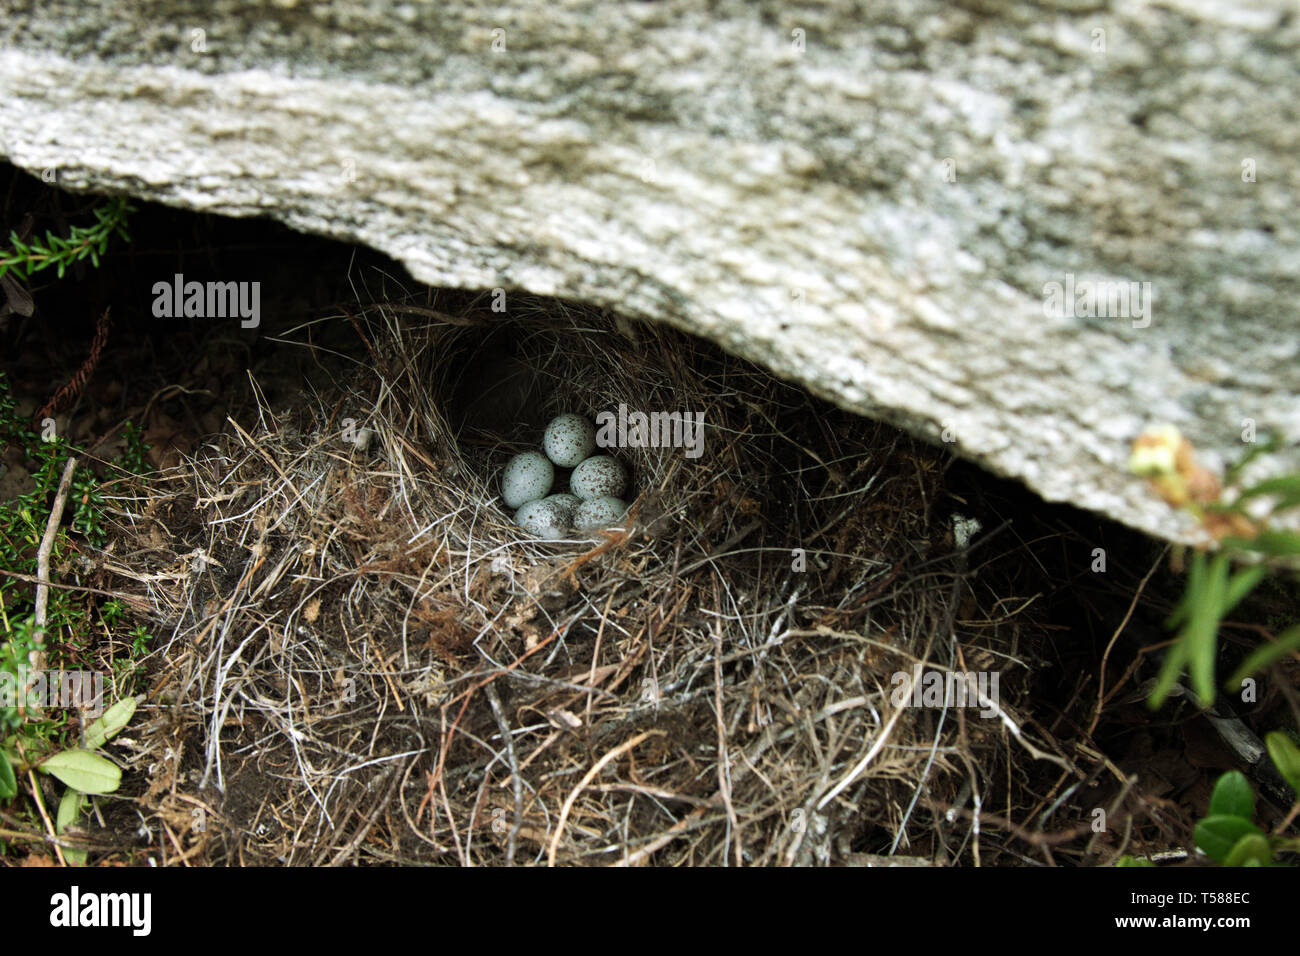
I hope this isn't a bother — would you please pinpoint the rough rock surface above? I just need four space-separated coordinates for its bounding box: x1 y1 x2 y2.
2 0 1297 544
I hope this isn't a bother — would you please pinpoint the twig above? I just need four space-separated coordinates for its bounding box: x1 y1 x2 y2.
547 730 663 867
26 770 69 867
1088 545 1168 736
817 686 909 810
425 627 562 805
484 682 523 867
34 455 78 640
16 737 67 868
325 765 401 866
584 589 617 742
0 568 144 603
376 302 490 327
34 310 110 424
713 622 742 866
24 456 79 719
611 807 710 867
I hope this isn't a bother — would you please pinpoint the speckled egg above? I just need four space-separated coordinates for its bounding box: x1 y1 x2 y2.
542 493 581 524
574 495 628 531
570 455 627 501
515 496 572 538
543 413 597 468
501 451 554 509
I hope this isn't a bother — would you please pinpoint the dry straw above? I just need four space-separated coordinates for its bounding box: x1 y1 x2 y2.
104 281 1061 866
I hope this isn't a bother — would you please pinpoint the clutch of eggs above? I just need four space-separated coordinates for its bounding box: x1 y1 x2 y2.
501 413 629 537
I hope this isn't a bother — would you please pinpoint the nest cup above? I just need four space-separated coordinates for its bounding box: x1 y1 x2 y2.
419 310 687 542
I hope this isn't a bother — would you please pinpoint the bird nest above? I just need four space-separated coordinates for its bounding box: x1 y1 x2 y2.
108 284 1059 866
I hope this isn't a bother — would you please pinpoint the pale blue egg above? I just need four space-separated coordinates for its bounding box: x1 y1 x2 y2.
570 455 627 500
516 497 572 538
501 451 554 509
542 493 581 524
574 495 628 531
543 414 597 467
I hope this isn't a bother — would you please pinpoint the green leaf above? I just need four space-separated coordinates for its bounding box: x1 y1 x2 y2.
1187 553 1230 706
83 696 136 751
57 789 89 866
1114 855 1156 867
1194 815 1263 863
1227 623 1300 690
1225 530 1300 557
1208 771 1255 820
1235 475 1300 513
1265 731 1300 796
56 787 86 833
1166 551 1206 631
39 749 121 795
1222 564 1266 617
1166 588 1192 630
0 749 16 800
1148 635 1189 710
1223 832 1272 867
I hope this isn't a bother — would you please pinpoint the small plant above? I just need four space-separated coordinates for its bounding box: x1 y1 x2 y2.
0 196 134 281
1129 426 1300 708
128 624 152 659
119 420 152 477
0 697 137 866
1193 732 1300 866
0 373 151 861
1115 731 1300 867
